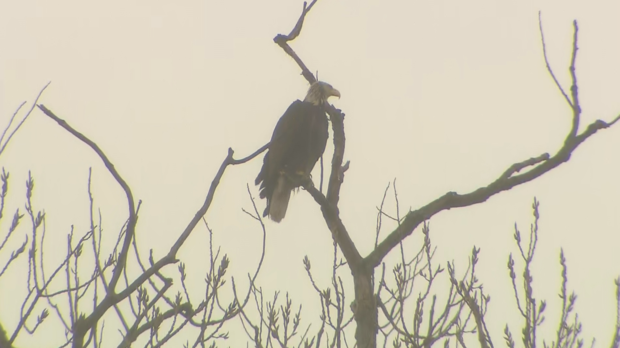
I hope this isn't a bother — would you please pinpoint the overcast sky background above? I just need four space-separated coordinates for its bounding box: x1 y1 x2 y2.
1 0 619 346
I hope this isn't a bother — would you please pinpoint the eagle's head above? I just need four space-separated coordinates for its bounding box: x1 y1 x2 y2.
304 81 341 106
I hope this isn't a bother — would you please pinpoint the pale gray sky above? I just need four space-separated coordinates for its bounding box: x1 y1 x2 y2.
1 0 619 346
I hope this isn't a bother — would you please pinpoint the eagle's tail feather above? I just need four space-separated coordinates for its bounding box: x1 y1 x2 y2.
269 176 292 223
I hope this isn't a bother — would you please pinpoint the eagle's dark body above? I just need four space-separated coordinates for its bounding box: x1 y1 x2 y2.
255 81 340 222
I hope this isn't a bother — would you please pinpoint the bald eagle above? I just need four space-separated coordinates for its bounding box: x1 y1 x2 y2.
255 81 341 222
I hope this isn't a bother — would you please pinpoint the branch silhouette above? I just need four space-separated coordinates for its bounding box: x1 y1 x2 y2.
0 82 50 158
365 18 620 269
4 4 614 348
36 105 271 347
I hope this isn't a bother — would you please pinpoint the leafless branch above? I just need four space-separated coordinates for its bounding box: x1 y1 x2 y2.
273 0 319 84
0 102 26 155
374 183 391 249
0 82 51 158
568 20 581 139
376 207 477 348
366 18 620 270
10 222 93 344
504 199 587 348
457 278 492 348
538 12 572 109
38 104 137 297
36 104 272 346
0 235 27 278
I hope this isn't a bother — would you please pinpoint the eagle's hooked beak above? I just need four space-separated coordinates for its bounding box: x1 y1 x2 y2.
330 88 341 99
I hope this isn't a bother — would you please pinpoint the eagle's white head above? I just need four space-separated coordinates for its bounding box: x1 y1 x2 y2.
304 81 341 106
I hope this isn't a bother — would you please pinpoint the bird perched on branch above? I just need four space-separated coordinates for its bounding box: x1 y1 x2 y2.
255 81 341 222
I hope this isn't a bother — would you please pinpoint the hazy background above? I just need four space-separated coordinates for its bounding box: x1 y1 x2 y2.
1 0 619 346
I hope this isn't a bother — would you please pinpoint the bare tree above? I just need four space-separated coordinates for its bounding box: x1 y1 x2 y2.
1 1 619 348
280 4 619 347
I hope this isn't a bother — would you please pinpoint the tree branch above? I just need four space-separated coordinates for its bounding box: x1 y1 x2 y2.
0 82 50 157
366 20 620 269
37 104 136 295
305 184 362 268
37 104 269 347
568 20 581 139
273 0 319 84
538 12 572 109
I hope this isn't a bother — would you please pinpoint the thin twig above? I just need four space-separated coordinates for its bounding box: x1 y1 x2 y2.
273 0 320 84
538 13 572 109
0 102 26 152
39 104 270 346
0 82 51 157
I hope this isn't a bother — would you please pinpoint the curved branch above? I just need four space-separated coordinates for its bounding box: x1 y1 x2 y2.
37 104 268 346
284 0 318 41
273 0 319 85
538 12 572 109
37 104 136 297
72 147 259 345
366 21 619 269
0 82 50 157
230 142 269 165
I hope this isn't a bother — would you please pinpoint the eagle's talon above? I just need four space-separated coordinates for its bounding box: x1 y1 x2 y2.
304 179 315 190
282 171 313 187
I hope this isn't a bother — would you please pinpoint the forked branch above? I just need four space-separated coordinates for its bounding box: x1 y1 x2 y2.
38 104 137 296
366 18 620 269
36 105 270 347
0 82 50 158
273 0 319 84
